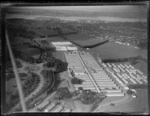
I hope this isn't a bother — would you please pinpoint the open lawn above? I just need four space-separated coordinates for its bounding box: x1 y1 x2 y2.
89 41 147 60
6 79 17 93
133 61 147 75
98 89 148 113
100 96 125 105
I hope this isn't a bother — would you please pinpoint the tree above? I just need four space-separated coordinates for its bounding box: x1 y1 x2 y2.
55 87 72 100
127 89 134 95
71 77 84 84
16 60 23 68
53 59 68 73
79 90 106 105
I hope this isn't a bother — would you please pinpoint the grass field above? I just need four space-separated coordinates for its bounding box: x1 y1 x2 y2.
100 96 125 105
98 89 148 113
133 61 147 75
89 41 146 59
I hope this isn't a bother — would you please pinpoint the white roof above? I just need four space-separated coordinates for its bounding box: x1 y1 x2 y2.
106 93 124 97
67 47 78 50
51 41 72 45
56 46 67 51
56 49 67 51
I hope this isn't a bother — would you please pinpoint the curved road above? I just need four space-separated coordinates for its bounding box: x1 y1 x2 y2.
8 63 45 113
29 68 56 112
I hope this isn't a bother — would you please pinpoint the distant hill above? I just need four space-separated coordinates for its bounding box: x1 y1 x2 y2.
6 5 147 19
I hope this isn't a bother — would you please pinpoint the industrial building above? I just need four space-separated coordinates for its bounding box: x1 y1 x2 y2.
64 51 124 97
63 45 147 96
51 41 78 51
104 62 147 89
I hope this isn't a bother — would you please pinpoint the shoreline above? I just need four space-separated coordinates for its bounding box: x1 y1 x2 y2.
6 15 147 23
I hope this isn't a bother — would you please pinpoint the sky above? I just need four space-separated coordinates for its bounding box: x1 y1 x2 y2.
10 5 147 13
7 5 148 22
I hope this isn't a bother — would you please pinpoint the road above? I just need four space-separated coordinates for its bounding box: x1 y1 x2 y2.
27 65 56 112
6 30 27 111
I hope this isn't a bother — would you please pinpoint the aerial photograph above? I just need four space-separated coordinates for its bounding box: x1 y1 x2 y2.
3 2 148 114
